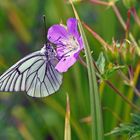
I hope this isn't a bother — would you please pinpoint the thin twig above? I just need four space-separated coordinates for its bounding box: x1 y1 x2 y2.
105 80 140 112
89 0 109 6
134 88 140 97
103 107 123 123
111 4 126 30
83 22 113 52
80 107 123 123
78 56 87 68
131 7 140 27
93 60 101 74
118 70 140 97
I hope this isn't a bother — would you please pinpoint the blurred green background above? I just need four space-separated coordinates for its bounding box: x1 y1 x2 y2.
0 0 140 140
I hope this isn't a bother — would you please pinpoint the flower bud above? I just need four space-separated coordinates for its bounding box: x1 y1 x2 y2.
106 39 138 66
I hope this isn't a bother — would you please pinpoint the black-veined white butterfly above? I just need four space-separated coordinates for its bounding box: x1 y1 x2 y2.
0 43 63 97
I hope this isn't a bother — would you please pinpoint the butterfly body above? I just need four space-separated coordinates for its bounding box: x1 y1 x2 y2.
0 44 63 97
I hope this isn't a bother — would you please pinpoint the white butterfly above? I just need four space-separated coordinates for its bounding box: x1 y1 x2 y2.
0 43 63 97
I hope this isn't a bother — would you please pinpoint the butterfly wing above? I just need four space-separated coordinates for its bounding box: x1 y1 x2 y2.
26 58 63 97
0 51 62 97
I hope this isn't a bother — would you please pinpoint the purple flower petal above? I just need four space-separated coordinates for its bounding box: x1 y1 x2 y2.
55 55 77 72
56 46 65 57
73 51 80 59
78 36 84 50
67 18 79 38
47 25 68 44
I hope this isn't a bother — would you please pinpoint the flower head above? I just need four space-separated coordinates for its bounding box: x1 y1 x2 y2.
47 18 84 73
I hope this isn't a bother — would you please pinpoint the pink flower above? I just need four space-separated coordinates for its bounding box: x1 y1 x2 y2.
47 18 84 73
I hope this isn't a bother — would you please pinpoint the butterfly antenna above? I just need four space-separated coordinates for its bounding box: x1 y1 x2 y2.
43 15 48 45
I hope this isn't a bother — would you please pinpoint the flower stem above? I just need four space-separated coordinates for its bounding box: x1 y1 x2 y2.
78 56 87 68
89 0 109 6
111 4 126 30
131 7 140 27
105 80 140 112
83 22 113 52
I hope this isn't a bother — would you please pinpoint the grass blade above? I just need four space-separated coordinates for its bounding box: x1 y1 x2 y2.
64 94 71 140
69 1 104 140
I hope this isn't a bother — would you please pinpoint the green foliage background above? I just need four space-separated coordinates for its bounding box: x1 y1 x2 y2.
0 0 140 140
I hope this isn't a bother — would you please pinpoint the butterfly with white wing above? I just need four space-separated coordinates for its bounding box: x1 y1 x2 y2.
0 43 63 97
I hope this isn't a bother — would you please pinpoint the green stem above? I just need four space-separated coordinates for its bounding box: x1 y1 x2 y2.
118 70 140 97
105 80 140 112
89 0 109 6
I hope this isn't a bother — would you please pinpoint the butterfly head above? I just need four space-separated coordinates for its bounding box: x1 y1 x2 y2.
41 43 57 60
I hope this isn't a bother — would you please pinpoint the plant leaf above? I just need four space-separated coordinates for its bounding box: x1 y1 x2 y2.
107 113 140 139
129 132 140 140
104 64 125 79
96 52 105 74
